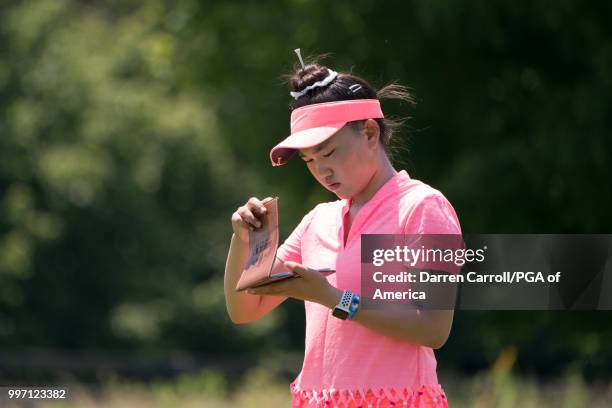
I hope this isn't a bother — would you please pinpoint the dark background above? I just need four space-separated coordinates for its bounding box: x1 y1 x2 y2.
1 0 611 386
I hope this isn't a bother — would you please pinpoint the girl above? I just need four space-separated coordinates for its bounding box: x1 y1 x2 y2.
224 52 461 408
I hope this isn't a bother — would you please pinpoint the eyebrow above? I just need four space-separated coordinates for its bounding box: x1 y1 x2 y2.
297 139 334 157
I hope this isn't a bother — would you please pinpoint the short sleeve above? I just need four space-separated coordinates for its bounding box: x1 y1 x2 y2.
403 193 462 235
403 193 463 274
275 205 318 264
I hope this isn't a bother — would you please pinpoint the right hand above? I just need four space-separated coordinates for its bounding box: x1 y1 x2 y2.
231 196 272 243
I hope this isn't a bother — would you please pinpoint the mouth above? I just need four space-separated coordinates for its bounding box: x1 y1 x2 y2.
327 182 341 191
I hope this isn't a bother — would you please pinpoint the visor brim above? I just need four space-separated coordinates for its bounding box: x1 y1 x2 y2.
269 122 346 166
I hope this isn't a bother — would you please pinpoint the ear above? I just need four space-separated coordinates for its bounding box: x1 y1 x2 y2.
364 119 381 149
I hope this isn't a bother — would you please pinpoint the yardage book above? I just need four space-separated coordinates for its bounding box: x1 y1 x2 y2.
235 197 297 292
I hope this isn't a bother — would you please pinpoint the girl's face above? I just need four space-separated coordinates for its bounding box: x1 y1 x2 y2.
298 120 381 200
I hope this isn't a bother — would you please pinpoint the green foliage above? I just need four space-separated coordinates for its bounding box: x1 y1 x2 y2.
0 0 270 352
0 0 611 378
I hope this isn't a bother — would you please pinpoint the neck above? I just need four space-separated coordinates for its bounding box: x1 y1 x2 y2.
350 157 397 207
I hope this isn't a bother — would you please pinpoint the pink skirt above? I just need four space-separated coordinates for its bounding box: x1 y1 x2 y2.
290 383 449 408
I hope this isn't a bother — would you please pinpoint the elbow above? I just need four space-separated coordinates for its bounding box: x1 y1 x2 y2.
429 332 450 349
226 305 251 325
227 307 258 325
225 296 262 325
427 314 454 349
224 296 250 325
228 311 253 325
231 316 251 325
429 338 447 350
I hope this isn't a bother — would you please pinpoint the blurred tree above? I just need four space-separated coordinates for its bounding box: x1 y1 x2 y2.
0 0 276 355
0 0 611 378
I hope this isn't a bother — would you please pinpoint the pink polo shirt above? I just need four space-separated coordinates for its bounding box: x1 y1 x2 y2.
276 170 461 408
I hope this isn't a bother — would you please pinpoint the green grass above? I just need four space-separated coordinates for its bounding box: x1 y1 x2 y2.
4 366 611 408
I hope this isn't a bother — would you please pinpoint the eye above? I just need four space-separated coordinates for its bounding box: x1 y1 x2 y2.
323 149 335 158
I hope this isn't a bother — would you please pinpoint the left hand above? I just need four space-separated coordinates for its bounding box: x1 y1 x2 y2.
246 261 340 306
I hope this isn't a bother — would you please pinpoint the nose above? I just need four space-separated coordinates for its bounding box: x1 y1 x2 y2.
315 161 332 179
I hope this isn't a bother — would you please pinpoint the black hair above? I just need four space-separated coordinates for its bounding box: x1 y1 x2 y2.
281 53 415 163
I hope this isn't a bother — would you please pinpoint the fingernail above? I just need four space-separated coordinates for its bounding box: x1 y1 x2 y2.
255 221 261 227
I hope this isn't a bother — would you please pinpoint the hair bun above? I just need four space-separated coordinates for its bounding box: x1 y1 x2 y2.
290 64 333 94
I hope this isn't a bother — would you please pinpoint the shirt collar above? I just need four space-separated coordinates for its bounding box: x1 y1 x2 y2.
341 169 410 215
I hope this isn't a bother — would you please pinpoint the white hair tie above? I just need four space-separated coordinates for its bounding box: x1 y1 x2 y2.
290 69 338 100
290 49 338 100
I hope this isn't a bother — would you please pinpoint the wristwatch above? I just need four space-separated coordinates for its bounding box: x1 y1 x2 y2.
332 290 354 320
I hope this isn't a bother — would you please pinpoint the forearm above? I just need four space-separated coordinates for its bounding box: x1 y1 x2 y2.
318 287 452 349
224 233 262 323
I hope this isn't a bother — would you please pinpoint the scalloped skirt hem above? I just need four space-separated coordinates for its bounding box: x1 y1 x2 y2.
290 381 449 408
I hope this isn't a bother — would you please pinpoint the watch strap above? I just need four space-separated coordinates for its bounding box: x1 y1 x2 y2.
332 290 354 320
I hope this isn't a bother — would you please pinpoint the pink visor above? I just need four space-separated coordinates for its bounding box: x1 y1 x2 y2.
269 99 384 166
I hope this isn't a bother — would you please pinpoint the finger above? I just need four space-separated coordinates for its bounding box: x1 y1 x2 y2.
237 206 262 229
260 197 273 212
247 197 268 216
239 218 255 231
284 261 312 277
231 212 252 233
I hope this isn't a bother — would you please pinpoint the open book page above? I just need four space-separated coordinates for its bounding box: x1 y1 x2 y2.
235 197 295 291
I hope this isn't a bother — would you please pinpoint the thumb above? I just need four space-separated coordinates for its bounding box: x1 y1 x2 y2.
284 261 309 277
